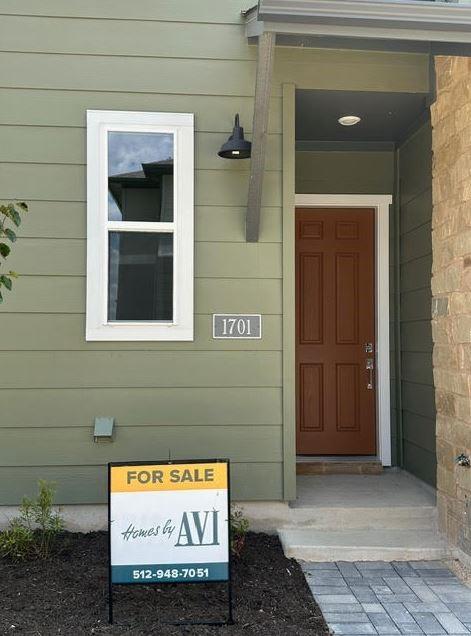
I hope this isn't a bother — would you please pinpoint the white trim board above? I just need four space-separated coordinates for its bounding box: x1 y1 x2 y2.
295 194 392 467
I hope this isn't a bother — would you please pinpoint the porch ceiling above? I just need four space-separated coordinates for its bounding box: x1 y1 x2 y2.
296 89 428 147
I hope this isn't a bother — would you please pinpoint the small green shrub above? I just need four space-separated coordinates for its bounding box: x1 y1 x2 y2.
0 519 35 561
230 506 249 557
0 480 64 561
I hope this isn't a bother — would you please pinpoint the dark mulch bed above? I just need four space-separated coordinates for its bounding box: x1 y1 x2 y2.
0 532 328 635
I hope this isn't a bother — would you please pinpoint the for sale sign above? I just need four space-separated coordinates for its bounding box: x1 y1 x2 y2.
108 460 230 585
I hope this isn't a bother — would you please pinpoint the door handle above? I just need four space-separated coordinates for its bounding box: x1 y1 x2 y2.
366 358 374 390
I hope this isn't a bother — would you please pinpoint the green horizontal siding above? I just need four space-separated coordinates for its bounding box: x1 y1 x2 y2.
401 255 433 293
401 222 432 264
401 320 434 353
1 278 283 314
402 382 436 420
0 2 430 505
401 288 433 322
401 352 434 386
1 351 282 389
0 165 282 206
398 122 436 487
0 52 429 99
276 48 428 93
0 59 426 105
0 53 258 96
0 90 282 133
8 240 282 278
0 1 248 23
0 314 282 351
0 387 282 428
0 127 282 171
296 151 394 194
16 203 282 243
400 189 433 234
403 442 436 487
0 15 255 60
0 463 282 505
0 427 282 465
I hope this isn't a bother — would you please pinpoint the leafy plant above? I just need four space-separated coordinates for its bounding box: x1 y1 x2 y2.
0 480 64 561
0 201 28 303
0 519 35 562
230 506 249 557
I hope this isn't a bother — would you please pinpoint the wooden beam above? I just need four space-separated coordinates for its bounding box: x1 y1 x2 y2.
246 31 276 242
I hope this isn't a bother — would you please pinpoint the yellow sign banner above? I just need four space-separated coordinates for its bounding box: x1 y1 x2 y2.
110 462 227 493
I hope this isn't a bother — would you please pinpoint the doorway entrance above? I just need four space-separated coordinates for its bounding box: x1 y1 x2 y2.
294 194 392 466
296 206 376 455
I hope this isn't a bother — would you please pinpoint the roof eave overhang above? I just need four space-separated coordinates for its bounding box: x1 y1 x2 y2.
245 1 471 44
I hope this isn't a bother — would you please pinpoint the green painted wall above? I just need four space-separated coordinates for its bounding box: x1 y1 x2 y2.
398 122 436 486
0 1 430 505
296 151 395 194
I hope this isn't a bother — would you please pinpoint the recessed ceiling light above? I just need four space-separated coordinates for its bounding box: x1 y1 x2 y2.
338 115 361 127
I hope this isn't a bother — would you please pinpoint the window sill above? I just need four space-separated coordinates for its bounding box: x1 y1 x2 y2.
85 325 194 342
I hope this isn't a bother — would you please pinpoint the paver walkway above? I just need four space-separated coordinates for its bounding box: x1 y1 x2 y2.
302 560 471 635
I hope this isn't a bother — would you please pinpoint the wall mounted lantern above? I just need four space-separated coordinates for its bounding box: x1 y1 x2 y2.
218 114 251 159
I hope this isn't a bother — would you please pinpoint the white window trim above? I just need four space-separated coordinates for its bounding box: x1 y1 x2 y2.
295 194 392 467
86 110 194 341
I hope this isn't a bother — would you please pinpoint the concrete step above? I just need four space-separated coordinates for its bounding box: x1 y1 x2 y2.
287 505 438 531
279 528 450 562
242 503 438 533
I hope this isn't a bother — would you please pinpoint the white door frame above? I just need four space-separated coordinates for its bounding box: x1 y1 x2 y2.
295 194 392 466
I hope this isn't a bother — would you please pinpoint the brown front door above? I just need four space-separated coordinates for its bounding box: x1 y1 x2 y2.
296 207 376 455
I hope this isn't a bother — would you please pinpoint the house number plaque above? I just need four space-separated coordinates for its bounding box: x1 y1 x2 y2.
213 314 262 339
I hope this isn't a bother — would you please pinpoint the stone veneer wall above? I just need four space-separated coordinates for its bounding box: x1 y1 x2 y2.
431 56 471 558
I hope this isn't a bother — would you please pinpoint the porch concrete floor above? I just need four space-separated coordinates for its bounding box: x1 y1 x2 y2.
279 470 446 562
294 470 436 509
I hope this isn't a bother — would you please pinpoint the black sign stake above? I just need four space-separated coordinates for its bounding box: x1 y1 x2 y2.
107 462 114 625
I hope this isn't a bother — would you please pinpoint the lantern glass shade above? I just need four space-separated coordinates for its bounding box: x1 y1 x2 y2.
218 114 251 159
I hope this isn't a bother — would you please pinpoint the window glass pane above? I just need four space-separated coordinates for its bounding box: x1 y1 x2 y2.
108 232 173 321
108 132 174 222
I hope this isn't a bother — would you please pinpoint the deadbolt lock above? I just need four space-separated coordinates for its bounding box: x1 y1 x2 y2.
364 342 374 353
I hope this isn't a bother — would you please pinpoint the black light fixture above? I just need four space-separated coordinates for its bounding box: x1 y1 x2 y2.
218 114 251 159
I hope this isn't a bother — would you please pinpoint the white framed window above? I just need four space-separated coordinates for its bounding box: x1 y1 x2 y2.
86 110 194 341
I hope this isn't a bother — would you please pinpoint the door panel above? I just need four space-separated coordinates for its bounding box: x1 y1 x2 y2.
299 253 323 344
299 363 323 432
296 207 376 455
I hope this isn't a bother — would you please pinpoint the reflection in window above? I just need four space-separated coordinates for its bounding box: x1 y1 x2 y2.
108 232 173 321
108 132 174 222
